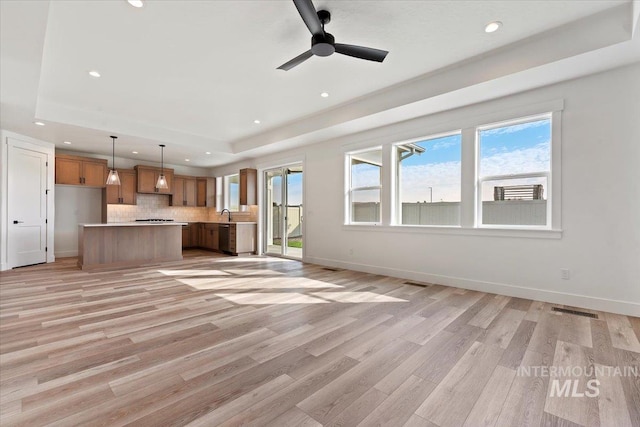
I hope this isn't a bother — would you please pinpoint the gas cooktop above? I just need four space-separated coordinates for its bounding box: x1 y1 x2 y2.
135 219 175 222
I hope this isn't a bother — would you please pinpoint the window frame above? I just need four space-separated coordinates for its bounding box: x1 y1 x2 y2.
393 130 463 227
221 173 240 212
345 147 383 225
344 100 562 237
476 113 553 230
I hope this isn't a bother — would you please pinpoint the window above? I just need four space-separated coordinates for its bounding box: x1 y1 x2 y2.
478 115 551 227
345 104 560 233
395 133 462 225
222 174 239 211
347 147 382 224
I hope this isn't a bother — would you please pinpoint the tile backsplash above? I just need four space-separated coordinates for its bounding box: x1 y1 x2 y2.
107 194 258 223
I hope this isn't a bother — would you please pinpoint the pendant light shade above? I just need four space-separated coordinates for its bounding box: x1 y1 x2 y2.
156 144 169 189
106 136 121 186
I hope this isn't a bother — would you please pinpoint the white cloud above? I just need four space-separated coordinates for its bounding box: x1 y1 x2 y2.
480 141 550 176
400 160 461 202
399 141 550 202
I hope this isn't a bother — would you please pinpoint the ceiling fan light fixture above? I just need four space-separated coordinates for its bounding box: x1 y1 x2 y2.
88 70 101 78
485 21 502 33
320 92 329 98
156 144 169 189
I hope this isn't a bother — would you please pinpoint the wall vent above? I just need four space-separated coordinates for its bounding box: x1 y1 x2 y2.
551 307 598 319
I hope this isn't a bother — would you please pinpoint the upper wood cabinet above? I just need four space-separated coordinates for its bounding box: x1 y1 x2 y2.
197 177 216 207
239 168 257 206
105 169 137 205
55 154 108 187
171 175 197 206
134 165 174 194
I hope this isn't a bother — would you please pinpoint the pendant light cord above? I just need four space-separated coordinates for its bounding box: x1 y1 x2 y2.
110 136 117 170
160 144 165 174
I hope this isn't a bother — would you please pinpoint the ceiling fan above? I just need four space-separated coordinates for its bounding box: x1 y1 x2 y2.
278 0 389 71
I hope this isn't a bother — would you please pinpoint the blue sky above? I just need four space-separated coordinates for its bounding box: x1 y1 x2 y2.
269 171 303 206
353 118 551 203
266 118 551 207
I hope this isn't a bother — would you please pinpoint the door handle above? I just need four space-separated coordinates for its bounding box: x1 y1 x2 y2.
13 220 24 224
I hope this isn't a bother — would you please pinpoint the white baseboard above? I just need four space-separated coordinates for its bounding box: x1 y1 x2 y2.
304 256 640 317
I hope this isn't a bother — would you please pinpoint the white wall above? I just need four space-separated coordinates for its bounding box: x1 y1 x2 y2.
54 186 102 257
214 63 640 316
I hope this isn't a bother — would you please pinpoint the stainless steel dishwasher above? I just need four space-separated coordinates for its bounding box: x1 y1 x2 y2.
218 224 230 253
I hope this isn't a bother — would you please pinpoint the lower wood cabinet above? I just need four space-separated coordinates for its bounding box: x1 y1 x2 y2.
182 225 192 248
186 222 255 255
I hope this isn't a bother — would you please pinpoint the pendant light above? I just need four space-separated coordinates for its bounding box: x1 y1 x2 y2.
106 136 121 185
156 144 169 189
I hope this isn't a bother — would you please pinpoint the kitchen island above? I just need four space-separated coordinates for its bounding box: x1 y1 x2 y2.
78 222 186 270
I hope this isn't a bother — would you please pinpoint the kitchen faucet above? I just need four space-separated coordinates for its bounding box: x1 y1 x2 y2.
221 209 232 222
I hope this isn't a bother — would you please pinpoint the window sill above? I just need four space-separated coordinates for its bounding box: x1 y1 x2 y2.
342 224 562 239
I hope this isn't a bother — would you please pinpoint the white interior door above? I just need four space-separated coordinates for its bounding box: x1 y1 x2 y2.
8 145 48 267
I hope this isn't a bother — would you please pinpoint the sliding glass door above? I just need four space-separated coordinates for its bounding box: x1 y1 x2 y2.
264 164 303 259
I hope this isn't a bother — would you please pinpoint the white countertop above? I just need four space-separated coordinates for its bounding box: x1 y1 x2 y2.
80 222 188 227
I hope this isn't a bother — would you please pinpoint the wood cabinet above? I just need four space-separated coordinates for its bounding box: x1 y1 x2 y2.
182 225 191 248
190 223 199 247
105 169 137 205
55 154 108 187
239 168 257 206
172 176 197 207
206 224 220 251
196 177 216 207
196 223 217 250
186 222 254 255
135 165 174 194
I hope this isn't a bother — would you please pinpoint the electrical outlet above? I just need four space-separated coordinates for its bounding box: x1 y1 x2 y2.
560 268 570 280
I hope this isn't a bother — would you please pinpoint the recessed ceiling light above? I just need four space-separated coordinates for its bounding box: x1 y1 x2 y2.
34 121 45 126
205 152 211 155
320 92 329 98
63 141 72 145
88 70 101 78
485 21 502 33
185 159 190 162
132 151 138 154
254 120 261 124
127 0 144 8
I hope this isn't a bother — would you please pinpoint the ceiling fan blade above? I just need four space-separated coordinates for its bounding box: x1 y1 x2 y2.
335 44 388 62
277 50 313 71
293 0 324 36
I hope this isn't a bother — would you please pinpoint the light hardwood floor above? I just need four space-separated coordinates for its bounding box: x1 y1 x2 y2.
0 250 638 426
